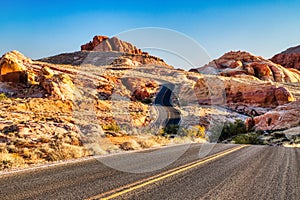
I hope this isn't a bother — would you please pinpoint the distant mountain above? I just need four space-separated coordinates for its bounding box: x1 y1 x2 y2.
270 45 300 70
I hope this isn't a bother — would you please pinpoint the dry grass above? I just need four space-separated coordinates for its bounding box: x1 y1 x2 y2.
0 153 26 170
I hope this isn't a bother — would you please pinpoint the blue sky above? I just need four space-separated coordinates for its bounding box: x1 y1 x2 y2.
1 0 300 69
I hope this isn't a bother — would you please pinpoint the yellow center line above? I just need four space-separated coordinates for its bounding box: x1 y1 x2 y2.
87 145 247 200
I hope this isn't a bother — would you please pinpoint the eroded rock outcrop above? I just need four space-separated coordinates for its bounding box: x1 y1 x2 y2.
246 101 300 131
270 45 300 70
0 50 30 83
194 75 294 108
39 67 77 100
191 51 300 83
122 78 159 101
81 35 144 54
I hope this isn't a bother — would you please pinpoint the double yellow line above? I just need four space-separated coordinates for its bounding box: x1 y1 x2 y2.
87 145 247 200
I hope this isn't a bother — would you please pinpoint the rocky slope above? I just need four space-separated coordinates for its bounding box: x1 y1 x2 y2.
189 50 300 146
270 45 300 70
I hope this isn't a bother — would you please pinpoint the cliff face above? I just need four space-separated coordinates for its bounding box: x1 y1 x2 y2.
270 45 300 70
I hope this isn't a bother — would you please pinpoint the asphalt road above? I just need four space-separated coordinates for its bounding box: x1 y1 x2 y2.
154 84 181 126
1 144 299 200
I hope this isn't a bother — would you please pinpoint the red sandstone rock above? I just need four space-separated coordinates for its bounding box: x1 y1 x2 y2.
81 35 143 54
191 51 300 83
194 75 294 108
270 45 300 70
122 78 159 101
246 100 300 131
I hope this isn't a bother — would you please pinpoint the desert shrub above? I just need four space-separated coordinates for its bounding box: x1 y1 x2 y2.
141 98 152 104
232 133 261 144
45 144 87 161
152 136 170 145
102 123 121 132
137 137 158 148
0 93 8 101
180 125 206 139
219 119 247 141
161 124 180 136
0 153 26 170
119 140 140 151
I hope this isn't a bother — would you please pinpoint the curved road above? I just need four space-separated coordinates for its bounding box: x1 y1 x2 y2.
0 144 299 199
154 84 181 127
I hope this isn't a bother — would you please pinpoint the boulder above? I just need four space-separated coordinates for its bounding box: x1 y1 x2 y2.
122 78 159 101
39 70 76 100
0 51 30 83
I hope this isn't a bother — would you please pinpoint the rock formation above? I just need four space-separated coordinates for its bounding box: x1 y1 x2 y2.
270 45 300 70
0 51 30 83
246 100 300 131
122 78 159 101
81 35 144 54
191 51 300 83
194 75 294 108
39 51 170 68
39 67 77 100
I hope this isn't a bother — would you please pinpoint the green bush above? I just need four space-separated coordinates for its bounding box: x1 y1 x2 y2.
141 98 152 104
160 124 180 136
219 119 247 141
232 133 261 144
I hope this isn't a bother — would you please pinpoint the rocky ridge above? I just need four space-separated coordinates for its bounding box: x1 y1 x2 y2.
270 45 300 70
191 51 300 83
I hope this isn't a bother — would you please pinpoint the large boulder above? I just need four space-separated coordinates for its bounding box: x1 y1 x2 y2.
270 45 300 70
0 51 30 83
39 67 76 100
122 78 159 101
191 51 300 83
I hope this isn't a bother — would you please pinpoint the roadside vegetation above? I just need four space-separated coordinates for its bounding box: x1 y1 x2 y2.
0 93 8 101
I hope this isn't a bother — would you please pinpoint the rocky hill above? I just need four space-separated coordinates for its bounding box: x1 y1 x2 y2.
270 45 300 70
190 51 300 82
81 35 144 54
1 39 300 170
39 35 170 68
